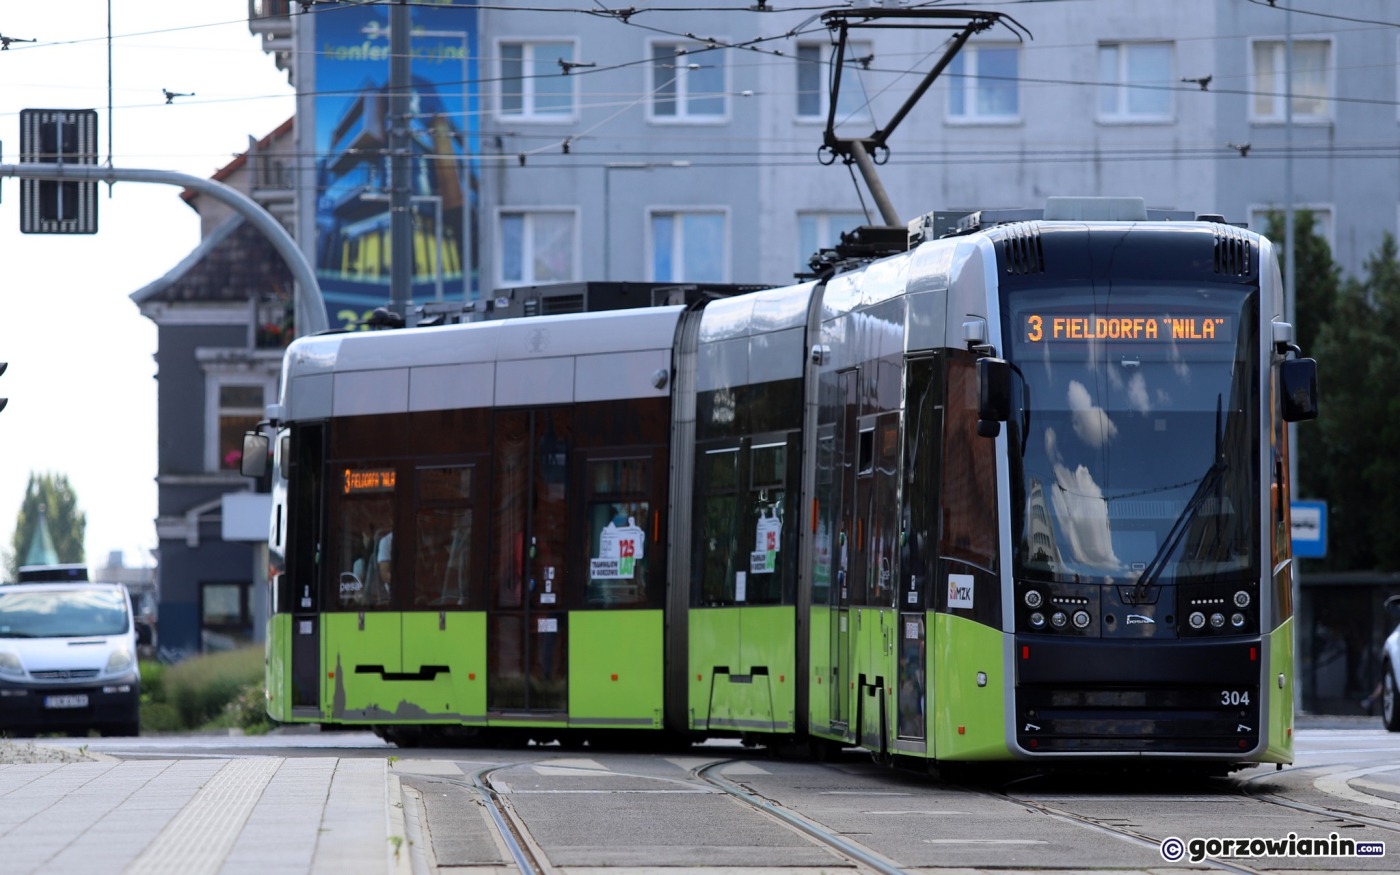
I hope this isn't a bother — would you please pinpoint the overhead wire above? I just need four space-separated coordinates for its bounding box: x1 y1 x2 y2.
5 2 1400 168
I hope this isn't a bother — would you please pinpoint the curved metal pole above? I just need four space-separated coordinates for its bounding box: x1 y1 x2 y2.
847 140 900 227
0 163 328 335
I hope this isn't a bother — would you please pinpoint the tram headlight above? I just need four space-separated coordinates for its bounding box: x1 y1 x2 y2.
1233 590 1251 608
1024 590 1043 609
1029 612 1046 629
1072 610 1091 629
1231 613 1246 628
1209 612 1226 629
1188 611 1206 630
1050 611 1068 629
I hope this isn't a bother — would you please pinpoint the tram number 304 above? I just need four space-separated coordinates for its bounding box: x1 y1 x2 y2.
1220 690 1251 706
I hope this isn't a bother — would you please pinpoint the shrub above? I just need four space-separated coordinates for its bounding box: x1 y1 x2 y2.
140 701 183 733
161 646 265 729
218 684 277 734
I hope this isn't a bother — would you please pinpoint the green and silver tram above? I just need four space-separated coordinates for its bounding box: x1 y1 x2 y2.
248 196 1317 770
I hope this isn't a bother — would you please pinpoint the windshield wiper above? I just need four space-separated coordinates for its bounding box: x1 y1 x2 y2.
1133 394 1226 599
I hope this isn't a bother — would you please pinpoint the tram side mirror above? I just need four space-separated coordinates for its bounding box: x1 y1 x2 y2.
977 357 1012 438
1280 357 1319 422
240 431 270 478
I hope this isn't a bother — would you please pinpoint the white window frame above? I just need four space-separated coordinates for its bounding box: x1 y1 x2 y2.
496 207 580 287
204 371 277 473
1248 203 1335 256
795 40 875 125
1248 36 1333 124
646 207 730 282
945 43 1021 125
495 37 580 122
646 39 730 124
1097 41 1174 123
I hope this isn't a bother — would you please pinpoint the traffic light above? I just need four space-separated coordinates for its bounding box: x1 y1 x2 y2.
0 362 7 413
19 109 98 234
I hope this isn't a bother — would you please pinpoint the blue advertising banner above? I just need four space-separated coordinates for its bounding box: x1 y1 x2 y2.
313 1 479 330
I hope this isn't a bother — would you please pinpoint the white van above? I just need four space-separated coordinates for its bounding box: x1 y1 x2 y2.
0 565 141 737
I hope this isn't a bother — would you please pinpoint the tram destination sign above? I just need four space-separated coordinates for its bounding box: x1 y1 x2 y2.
1023 313 1232 343
343 468 396 494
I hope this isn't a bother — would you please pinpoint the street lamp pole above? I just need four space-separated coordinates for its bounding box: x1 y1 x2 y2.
388 2 414 322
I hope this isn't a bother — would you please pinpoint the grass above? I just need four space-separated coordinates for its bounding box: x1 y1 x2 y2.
140 645 276 734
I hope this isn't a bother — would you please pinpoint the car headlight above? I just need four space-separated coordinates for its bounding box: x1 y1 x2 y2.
0 651 25 678
105 647 134 674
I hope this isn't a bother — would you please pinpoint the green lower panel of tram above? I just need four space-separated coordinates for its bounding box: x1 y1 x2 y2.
265 613 293 723
566 610 664 729
931 613 1011 761
322 611 487 724
689 606 796 733
804 607 1009 761
1263 617 1295 764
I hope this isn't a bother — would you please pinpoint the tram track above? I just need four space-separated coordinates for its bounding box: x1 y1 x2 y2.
409 761 550 875
409 755 902 875
1236 761 1400 834
981 759 1400 875
693 758 908 875
989 785 1273 875
400 749 1400 874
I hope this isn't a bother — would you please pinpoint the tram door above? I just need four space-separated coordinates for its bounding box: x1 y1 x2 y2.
831 370 858 730
488 408 572 713
896 355 940 746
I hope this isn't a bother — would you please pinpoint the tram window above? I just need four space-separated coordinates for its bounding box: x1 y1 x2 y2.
585 459 652 607
330 466 396 609
867 417 901 606
414 466 475 608
696 448 739 605
746 443 786 605
811 433 836 604
858 428 874 475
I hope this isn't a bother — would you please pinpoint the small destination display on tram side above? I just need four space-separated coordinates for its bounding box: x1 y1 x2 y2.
1023 313 1231 343
343 468 396 493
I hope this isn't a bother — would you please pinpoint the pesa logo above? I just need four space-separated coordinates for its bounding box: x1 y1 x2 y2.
1126 614 1155 625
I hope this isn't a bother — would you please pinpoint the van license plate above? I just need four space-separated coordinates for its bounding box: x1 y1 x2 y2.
44 695 88 709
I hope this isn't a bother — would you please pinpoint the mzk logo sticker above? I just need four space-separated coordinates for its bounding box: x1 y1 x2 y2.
947 573 974 609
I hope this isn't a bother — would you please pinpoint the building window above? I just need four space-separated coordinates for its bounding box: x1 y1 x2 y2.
1098 42 1173 121
649 41 726 121
798 211 865 271
796 40 874 123
947 45 1019 122
499 40 576 119
1249 205 1334 255
499 210 577 285
211 382 267 472
1250 39 1331 122
200 581 252 652
650 210 726 282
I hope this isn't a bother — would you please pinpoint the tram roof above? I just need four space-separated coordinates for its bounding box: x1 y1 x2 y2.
288 305 687 377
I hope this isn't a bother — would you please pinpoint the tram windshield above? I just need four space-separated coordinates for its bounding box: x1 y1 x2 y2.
1004 284 1260 586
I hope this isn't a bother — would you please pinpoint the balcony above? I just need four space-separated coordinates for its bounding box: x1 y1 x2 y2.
248 0 295 79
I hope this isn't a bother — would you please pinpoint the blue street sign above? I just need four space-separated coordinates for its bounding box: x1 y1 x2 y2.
1291 500 1327 559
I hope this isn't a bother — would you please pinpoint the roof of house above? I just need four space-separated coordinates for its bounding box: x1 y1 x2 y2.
130 214 292 305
